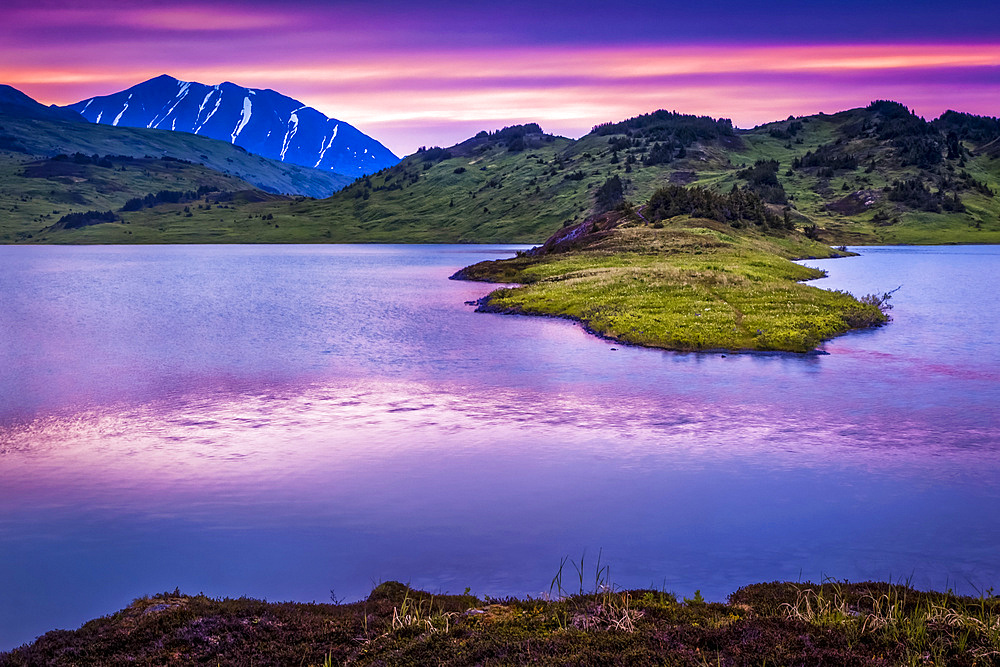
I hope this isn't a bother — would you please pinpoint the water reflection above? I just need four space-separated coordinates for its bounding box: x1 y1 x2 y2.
1 244 998 650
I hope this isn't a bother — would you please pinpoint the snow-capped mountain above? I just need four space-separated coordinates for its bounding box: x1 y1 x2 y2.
66 75 398 177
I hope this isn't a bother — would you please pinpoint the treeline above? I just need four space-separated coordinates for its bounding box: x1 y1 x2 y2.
415 146 453 162
933 111 1000 145
592 111 733 169
120 185 221 212
474 124 545 152
592 110 734 144
644 184 786 229
49 153 196 167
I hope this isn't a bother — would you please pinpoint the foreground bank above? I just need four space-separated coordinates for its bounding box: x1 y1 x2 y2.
3 580 997 666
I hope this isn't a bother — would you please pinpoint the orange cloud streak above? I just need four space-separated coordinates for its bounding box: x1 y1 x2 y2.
4 43 997 154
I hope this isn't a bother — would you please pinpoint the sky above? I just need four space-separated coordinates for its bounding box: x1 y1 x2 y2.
2 0 998 156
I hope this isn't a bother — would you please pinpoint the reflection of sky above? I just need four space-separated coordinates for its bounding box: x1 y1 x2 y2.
1 244 999 650
2 0 999 153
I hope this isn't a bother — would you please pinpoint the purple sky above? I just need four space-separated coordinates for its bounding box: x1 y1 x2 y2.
2 0 999 154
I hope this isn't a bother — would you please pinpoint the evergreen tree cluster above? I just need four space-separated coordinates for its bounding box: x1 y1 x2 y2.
867 101 938 140
473 124 544 152
885 179 964 213
593 111 727 168
642 141 684 167
791 143 859 173
644 184 784 229
896 136 944 169
120 186 221 212
606 136 637 152
415 146 453 162
736 159 788 204
865 101 943 168
51 152 121 168
767 121 803 140
933 110 1000 145
55 209 118 229
592 110 734 144
941 171 994 198
594 175 624 213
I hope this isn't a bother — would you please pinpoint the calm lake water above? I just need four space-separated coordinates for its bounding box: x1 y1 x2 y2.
1 244 998 650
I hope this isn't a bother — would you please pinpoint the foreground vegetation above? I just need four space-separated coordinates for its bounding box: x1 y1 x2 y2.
4 578 998 666
454 200 890 353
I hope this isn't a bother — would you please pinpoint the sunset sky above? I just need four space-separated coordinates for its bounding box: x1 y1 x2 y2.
2 0 998 155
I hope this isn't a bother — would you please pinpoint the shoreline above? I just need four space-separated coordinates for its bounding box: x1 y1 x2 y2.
451 223 890 355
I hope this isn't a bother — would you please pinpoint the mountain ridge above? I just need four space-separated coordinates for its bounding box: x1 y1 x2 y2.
66 75 399 178
0 84 86 124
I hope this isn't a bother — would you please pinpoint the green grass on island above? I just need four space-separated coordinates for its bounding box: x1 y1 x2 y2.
454 203 890 354
4 577 998 666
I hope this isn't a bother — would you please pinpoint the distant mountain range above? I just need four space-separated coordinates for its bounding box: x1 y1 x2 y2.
66 75 399 178
0 83 356 241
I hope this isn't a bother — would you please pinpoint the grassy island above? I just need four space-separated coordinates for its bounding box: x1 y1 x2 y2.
453 195 891 354
4 579 998 666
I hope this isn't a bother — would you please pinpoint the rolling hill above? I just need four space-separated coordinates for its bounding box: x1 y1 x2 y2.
0 85 361 241
8 101 1000 245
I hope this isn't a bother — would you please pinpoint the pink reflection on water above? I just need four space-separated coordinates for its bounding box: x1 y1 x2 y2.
826 345 1000 383
3 376 997 524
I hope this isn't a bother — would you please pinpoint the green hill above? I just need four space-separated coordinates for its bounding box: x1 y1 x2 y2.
0 84 354 242
0 150 288 243
277 103 1000 245
0 116 347 196
10 102 1000 245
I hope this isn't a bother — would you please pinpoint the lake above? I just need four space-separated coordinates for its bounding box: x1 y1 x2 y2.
1 244 998 650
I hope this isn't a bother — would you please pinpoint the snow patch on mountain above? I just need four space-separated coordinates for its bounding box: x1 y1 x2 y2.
315 124 339 167
281 107 303 161
232 96 252 143
111 94 132 126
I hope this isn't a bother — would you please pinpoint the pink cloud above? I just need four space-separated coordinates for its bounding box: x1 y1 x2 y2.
3 40 998 155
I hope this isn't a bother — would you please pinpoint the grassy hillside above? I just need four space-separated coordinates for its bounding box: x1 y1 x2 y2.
12 103 1000 245
0 112 348 202
0 151 285 242
4 580 997 666
278 105 1000 245
721 103 1000 244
